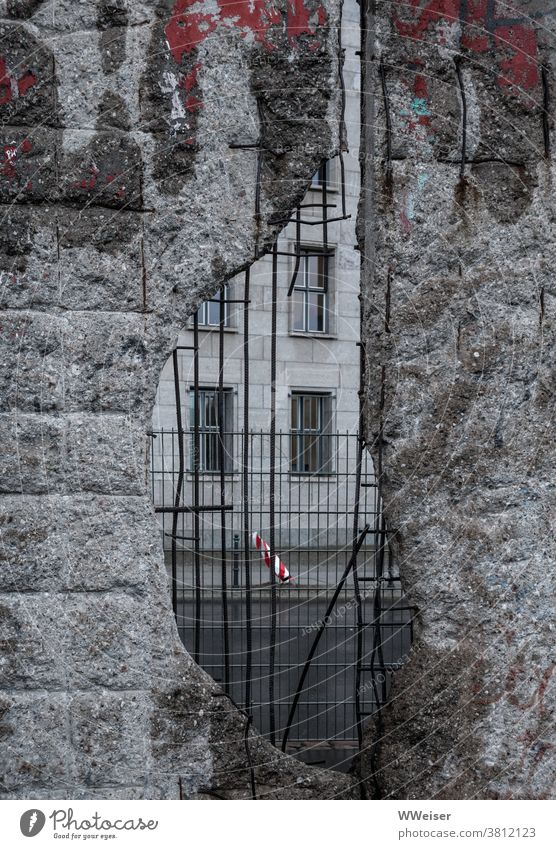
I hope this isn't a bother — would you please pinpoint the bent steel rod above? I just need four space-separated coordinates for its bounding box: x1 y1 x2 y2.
171 349 185 618
286 205 302 297
218 287 230 691
280 524 370 752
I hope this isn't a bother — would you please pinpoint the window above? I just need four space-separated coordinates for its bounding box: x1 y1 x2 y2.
310 159 336 190
189 387 233 473
292 248 331 334
196 284 231 328
290 392 334 474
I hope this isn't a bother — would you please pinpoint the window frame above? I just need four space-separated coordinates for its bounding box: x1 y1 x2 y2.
196 283 232 329
289 391 335 476
309 159 338 192
188 386 234 474
291 246 332 335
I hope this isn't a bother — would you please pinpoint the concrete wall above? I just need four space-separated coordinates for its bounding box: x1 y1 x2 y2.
361 0 556 799
0 0 355 799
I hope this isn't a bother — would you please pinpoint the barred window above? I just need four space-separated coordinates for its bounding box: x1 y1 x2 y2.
189 387 233 473
290 392 334 474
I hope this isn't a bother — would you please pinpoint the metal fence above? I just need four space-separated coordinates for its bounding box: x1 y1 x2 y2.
150 428 413 766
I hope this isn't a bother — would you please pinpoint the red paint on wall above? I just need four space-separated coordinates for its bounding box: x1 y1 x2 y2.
184 94 202 113
219 0 281 49
165 0 218 64
495 25 539 93
1 144 19 178
461 0 489 52
73 164 99 191
183 62 202 93
393 0 541 102
0 58 11 105
394 0 460 40
17 71 37 97
1 138 32 180
164 1 328 141
0 56 38 104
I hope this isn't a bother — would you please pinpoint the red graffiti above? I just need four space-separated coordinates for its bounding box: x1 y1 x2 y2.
164 0 327 137
183 62 201 93
165 0 293 63
1 138 32 180
181 61 203 113
165 0 218 64
73 163 99 191
461 0 489 51
73 166 127 200
287 0 327 42
394 0 460 40
106 172 126 199
1 145 18 178
495 25 538 93
393 1 541 101
0 56 37 105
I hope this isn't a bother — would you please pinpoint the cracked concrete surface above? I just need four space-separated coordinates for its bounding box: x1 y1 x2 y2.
0 0 353 799
360 0 556 800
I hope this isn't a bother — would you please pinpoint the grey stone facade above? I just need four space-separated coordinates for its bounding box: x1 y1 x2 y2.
0 0 353 799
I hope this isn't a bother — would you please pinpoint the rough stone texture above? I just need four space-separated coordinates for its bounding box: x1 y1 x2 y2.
0 0 354 799
361 0 556 799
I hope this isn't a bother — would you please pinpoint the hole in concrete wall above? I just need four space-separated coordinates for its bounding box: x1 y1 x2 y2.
146 5 415 781
148 162 414 777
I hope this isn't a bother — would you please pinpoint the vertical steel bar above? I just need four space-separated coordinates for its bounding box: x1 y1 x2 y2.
268 242 278 745
242 270 253 714
218 287 230 691
192 314 201 664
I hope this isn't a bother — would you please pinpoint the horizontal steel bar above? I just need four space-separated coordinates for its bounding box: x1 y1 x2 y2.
154 505 233 514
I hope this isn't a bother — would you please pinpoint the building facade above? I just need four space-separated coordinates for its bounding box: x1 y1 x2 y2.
151 0 363 518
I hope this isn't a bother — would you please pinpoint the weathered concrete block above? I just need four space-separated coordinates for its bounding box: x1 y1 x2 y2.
65 413 146 495
69 690 151 788
57 209 144 311
0 594 67 689
0 207 59 310
0 127 58 202
0 691 74 794
0 413 63 493
0 310 66 412
0 494 162 593
0 20 57 127
60 130 143 209
64 594 167 689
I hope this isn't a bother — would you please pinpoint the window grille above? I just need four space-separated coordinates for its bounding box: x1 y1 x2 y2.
189 387 233 472
290 392 334 473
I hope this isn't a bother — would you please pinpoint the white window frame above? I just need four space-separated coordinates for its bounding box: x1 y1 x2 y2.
291 246 332 335
290 391 335 475
196 283 232 329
